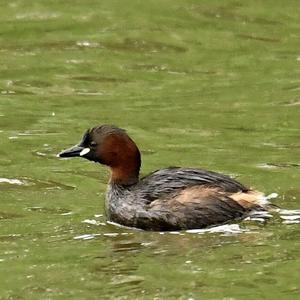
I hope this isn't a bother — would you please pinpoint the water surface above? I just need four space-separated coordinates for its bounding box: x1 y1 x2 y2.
0 1 300 299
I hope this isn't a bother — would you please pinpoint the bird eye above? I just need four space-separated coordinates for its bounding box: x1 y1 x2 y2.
90 141 97 147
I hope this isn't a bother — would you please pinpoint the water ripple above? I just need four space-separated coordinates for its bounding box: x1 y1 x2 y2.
279 209 300 224
0 177 75 190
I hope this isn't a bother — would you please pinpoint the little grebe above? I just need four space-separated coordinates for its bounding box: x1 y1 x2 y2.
58 125 271 231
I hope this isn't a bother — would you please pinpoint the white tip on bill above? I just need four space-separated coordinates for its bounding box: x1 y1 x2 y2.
80 147 90 156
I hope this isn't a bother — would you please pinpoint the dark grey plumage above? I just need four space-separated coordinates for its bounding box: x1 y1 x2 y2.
106 167 249 231
137 167 248 199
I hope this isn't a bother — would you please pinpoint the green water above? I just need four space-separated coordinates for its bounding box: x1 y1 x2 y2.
1 0 300 299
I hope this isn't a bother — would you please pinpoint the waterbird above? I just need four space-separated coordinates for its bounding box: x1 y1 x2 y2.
58 124 276 231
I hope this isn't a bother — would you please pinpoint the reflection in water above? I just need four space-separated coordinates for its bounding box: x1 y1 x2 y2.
278 209 300 224
73 221 254 240
70 75 129 83
0 178 25 185
82 219 106 226
110 274 144 286
0 211 24 219
25 206 72 215
189 4 282 25
0 234 22 241
0 177 75 190
237 34 280 43
257 162 300 169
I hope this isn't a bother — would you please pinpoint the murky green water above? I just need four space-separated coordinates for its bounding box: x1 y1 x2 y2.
1 1 300 299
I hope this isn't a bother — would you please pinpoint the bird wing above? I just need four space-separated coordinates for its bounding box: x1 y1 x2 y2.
134 186 247 230
136 167 248 202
